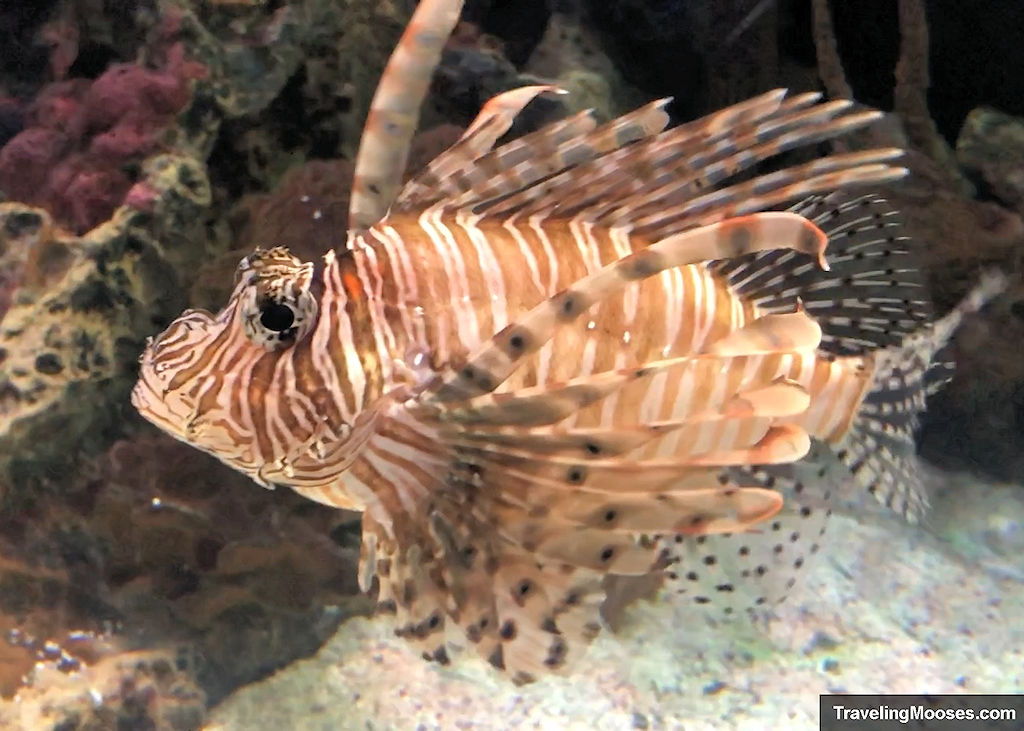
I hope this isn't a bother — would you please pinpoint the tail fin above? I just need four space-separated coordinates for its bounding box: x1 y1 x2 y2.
836 270 1007 521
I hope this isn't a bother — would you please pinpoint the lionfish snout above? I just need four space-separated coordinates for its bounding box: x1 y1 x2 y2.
131 307 220 445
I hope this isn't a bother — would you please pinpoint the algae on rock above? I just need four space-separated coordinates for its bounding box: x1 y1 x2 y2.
0 154 211 501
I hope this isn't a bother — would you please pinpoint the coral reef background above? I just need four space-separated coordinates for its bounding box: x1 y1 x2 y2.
0 0 1021 728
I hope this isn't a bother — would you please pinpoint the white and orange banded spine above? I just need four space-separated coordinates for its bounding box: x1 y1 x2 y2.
132 0 1004 682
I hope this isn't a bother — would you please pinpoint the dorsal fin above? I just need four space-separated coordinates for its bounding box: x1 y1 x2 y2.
444 88 791 222
441 91 905 241
348 0 465 231
391 85 908 244
395 98 670 217
396 85 568 209
709 193 934 355
625 149 904 236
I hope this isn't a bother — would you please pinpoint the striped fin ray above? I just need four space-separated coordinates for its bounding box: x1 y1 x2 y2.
424 211 827 404
397 109 598 210
454 453 766 499
437 376 809 458
482 475 782 540
398 87 791 221
425 499 608 681
349 0 465 231
412 330 817 428
397 98 670 217
543 95 864 226
430 377 810 435
837 270 1007 520
455 93 903 235
369 522 453 665
453 420 811 477
487 556 585 682
396 84 567 208
351 414 640 680
440 99 672 212
447 434 800 541
438 418 787 470
398 109 598 209
451 88 793 220
455 538 608 682
627 149 906 238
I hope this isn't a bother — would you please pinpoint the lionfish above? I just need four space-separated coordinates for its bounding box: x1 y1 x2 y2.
132 0 1001 682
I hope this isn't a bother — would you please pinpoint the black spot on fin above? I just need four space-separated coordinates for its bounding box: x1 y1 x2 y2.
709 192 933 356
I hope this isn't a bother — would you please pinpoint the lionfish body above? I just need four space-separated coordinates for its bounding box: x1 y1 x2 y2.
132 0 1001 681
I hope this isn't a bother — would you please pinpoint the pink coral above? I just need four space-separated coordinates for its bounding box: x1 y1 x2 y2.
85 45 202 133
0 43 205 234
0 128 69 203
123 180 161 212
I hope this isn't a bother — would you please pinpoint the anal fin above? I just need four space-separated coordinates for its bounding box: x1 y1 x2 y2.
662 441 840 617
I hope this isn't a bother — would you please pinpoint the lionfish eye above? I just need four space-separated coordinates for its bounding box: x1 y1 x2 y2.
259 301 296 332
238 247 318 351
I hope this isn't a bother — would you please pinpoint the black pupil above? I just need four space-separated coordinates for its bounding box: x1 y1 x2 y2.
260 302 295 332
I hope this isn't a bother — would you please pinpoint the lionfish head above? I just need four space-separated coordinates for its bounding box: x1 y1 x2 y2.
131 247 335 488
